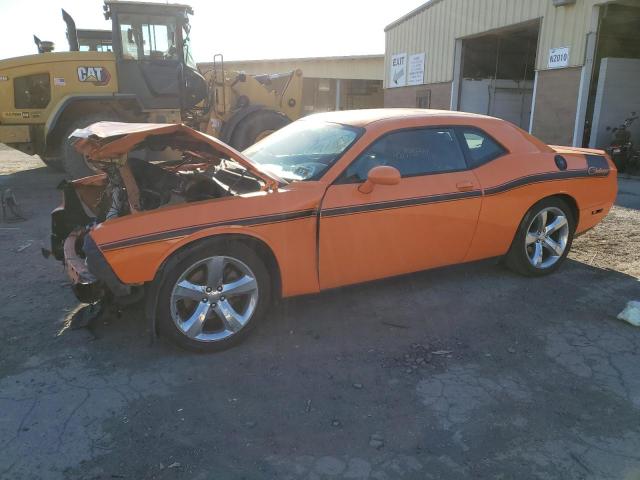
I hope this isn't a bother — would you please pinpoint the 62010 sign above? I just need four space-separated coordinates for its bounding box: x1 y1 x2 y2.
548 47 569 69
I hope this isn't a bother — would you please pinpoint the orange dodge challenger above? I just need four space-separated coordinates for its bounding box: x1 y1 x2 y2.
51 109 617 352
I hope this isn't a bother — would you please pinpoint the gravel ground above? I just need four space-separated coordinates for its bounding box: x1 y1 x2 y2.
1 148 639 480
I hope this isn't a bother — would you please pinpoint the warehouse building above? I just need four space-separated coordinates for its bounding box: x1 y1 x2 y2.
200 55 384 115
384 0 640 148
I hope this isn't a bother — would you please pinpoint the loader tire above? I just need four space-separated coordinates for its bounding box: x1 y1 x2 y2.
62 113 119 179
230 110 290 151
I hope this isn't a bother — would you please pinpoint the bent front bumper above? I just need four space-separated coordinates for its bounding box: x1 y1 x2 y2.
62 230 131 303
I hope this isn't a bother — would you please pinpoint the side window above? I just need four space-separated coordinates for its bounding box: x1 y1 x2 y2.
118 15 178 61
14 74 50 109
459 128 506 168
341 128 467 183
141 21 178 60
119 17 139 60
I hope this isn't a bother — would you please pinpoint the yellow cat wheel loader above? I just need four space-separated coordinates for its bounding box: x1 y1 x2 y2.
0 1 303 178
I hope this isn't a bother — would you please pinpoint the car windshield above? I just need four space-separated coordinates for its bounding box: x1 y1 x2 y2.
243 120 361 181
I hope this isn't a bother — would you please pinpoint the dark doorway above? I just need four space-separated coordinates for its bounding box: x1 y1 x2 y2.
457 20 539 129
585 3 640 147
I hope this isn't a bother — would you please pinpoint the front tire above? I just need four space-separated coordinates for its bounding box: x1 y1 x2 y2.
157 239 271 353
505 197 575 277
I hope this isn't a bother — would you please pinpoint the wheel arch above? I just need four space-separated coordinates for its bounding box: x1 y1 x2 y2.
537 193 580 228
144 231 283 337
503 192 580 257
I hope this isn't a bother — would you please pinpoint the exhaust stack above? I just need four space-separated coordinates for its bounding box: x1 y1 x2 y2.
61 9 79 51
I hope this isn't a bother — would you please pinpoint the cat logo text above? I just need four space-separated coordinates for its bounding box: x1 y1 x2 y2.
77 66 111 86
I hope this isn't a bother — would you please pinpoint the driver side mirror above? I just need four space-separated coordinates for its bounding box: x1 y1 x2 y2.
358 166 401 194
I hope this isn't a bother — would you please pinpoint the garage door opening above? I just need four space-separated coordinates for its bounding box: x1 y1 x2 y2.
585 3 640 148
456 21 539 130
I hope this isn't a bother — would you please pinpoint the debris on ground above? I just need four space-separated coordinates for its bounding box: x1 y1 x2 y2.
617 301 640 327
352 383 363 389
1 188 26 223
168 462 181 469
369 434 384 449
16 241 32 252
381 321 409 329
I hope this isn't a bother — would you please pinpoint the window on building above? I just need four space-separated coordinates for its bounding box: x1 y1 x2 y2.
340 127 467 182
458 128 507 167
416 89 431 109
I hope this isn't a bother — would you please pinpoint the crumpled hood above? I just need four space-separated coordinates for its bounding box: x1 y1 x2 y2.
70 122 283 190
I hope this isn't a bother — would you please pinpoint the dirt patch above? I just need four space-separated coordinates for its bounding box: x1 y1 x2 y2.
571 205 640 276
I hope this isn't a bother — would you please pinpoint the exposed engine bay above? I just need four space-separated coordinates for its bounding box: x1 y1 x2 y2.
76 153 263 222
50 147 265 286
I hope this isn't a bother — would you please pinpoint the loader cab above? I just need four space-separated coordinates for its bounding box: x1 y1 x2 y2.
77 29 112 52
104 0 207 111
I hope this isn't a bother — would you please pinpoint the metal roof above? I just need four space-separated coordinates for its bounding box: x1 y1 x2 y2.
220 54 384 64
384 0 445 32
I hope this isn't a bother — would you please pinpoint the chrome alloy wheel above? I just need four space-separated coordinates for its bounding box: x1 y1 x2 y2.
170 256 259 342
525 207 570 269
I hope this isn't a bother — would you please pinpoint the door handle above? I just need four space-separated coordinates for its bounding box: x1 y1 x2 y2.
456 181 474 192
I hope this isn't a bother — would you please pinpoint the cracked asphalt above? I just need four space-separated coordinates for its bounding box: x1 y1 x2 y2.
1 147 640 479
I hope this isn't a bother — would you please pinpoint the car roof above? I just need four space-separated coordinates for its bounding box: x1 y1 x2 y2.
304 108 500 127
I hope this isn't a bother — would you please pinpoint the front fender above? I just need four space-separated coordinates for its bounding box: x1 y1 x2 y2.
98 204 320 298
100 225 277 285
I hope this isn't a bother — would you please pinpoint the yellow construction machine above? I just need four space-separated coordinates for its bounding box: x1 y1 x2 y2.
0 1 303 177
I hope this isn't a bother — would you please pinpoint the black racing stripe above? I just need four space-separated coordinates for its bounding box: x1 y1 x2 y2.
323 167 602 218
101 166 605 250
100 209 317 251
483 169 589 196
322 189 482 218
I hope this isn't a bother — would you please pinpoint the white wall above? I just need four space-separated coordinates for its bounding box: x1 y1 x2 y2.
590 57 640 148
459 78 533 129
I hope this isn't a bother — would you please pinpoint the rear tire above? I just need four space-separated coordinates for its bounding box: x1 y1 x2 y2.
230 109 290 151
505 197 575 277
157 239 272 353
61 113 119 179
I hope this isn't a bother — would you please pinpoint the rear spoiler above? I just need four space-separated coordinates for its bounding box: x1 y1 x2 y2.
549 145 607 156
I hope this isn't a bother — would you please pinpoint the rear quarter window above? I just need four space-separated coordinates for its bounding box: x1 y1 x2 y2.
458 128 507 168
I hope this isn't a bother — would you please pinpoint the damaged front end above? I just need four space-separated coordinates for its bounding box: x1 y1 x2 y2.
51 181 133 304
49 122 281 305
